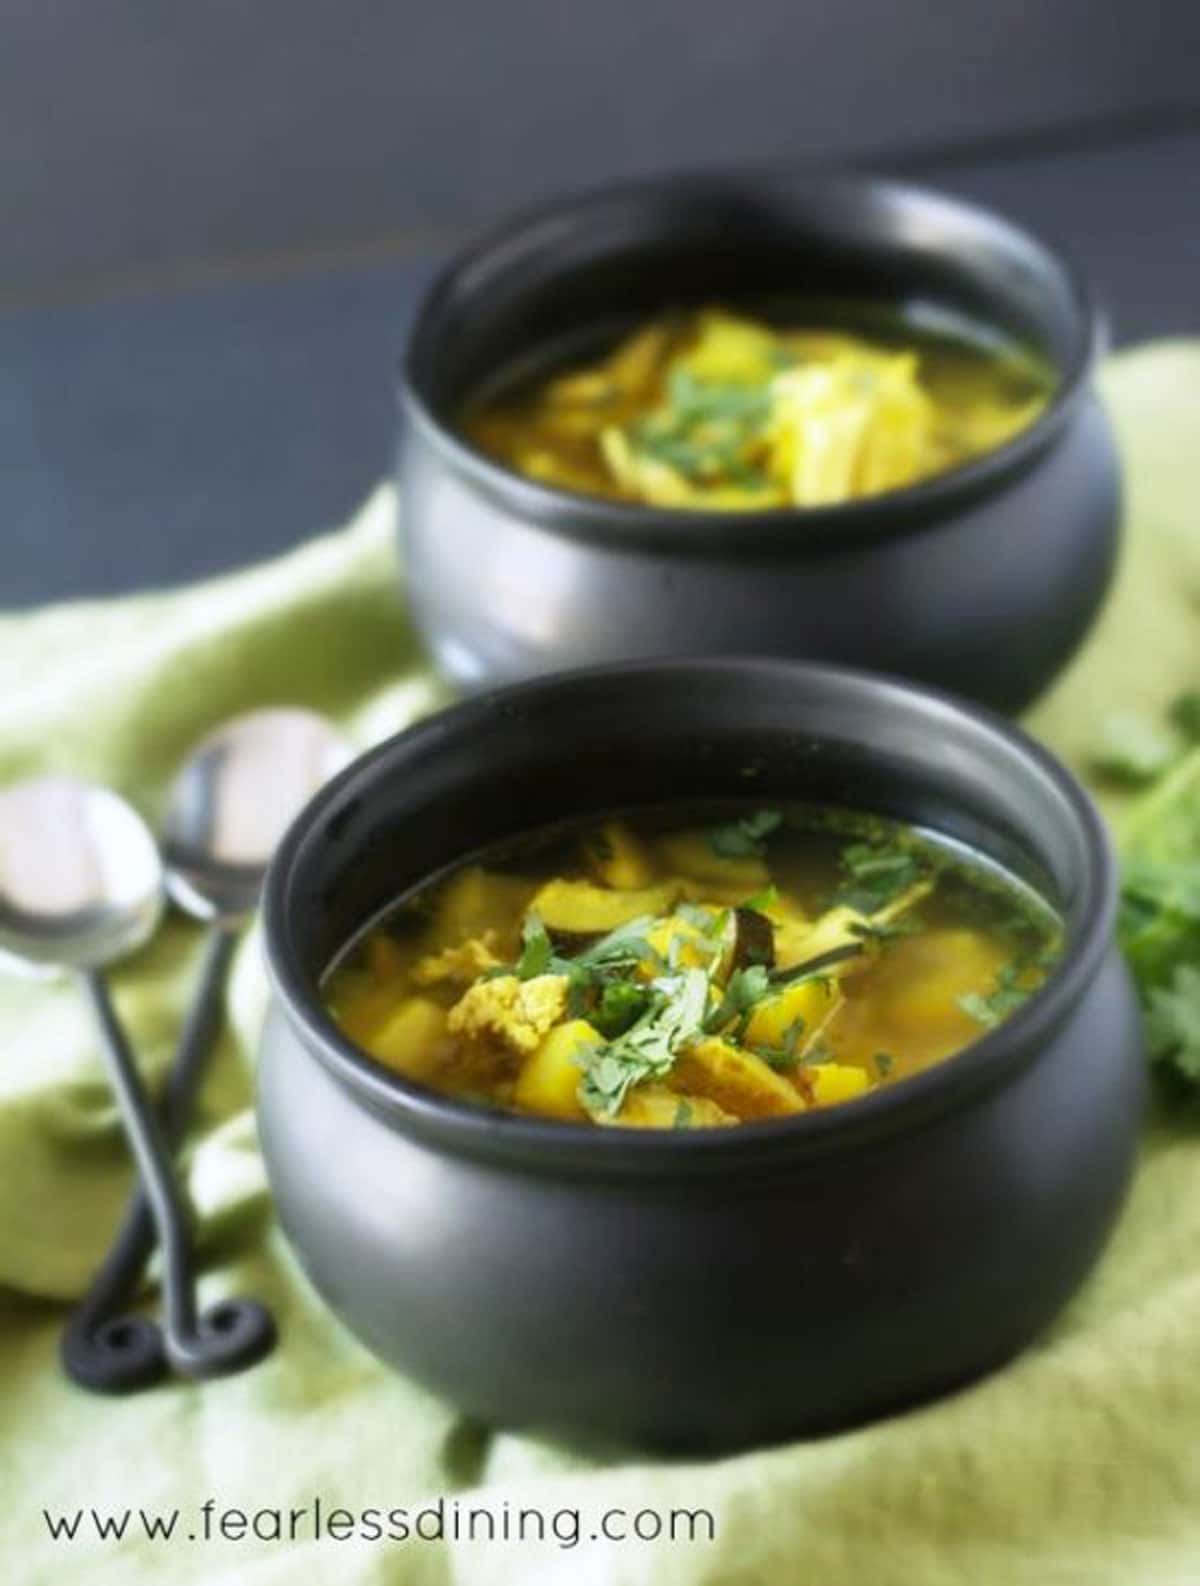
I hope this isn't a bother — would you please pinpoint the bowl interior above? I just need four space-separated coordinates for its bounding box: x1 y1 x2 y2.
275 663 1104 993
408 172 1091 424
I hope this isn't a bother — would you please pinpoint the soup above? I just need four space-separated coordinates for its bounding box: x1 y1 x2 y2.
324 805 1061 1129
464 307 1052 511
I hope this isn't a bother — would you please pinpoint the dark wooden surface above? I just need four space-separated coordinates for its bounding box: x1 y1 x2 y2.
3 127 1198 608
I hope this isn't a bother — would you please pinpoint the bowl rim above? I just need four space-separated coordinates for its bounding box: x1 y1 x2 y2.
261 658 1118 1175
400 166 1105 557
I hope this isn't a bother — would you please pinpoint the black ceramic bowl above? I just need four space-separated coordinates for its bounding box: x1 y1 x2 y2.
257 659 1144 1452
399 170 1120 713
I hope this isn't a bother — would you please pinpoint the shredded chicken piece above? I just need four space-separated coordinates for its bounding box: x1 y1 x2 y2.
446 974 569 1057
412 932 502 987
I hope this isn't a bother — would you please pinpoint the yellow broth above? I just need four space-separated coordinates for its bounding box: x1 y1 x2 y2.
463 305 1053 511
323 805 1062 1129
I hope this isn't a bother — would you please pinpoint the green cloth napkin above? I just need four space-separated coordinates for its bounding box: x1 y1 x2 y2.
4 344 1200 1586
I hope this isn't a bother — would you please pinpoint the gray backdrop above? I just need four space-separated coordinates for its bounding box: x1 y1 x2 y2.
5 0 1198 296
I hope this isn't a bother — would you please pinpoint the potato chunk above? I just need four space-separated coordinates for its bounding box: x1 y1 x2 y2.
743 976 840 1052
359 997 448 1082
808 1063 871 1106
610 1085 736 1129
514 1019 599 1121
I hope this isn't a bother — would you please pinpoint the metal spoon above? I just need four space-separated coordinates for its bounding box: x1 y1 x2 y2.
0 774 271 1384
61 709 351 1392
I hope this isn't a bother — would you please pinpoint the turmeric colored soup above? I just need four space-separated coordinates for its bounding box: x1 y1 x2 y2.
323 805 1062 1130
462 306 1053 511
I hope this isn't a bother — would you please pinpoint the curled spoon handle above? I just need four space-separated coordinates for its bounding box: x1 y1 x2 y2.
63 931 275 1390
76 968 199 1343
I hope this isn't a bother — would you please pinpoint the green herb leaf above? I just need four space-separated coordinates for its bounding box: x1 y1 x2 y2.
575 916 662 975
703 963 772 1035
708 809 783 859
957 964 1031 1028
1145 964 1200 1083
750 1016 810 1070
834 840 923 913
1091 712 1180 785
1170 691 1200 744
593 979 652 1039
577 967 710 1118
873 1051 896 1077
673 1099 695 1130
515 913 553 980
740 884 780 913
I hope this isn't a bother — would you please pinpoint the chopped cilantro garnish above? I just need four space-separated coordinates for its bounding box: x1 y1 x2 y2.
873 1051 895 1077
514 913 553 980
751 1016 809 1070
834 840 923 913
676 901 720 933
957 964 1031 1028
577 967 710 1118
1117 746 1200 1093
575 916 662 975
704 963 772 1035
593 979 652 1039
709 809 783 859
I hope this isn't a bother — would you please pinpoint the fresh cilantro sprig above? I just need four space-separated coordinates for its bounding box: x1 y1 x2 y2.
957 963 1032 1028
1119 856 1200 1090
577 966 710 1118
703 963 772 1037
514 912 554 979
834 840 923 913
1145 965 1200 1085
749 1016 810 1070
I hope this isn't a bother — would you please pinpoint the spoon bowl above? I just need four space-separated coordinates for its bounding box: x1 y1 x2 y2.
162 708 352 922
0 776 163 975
